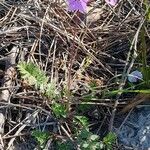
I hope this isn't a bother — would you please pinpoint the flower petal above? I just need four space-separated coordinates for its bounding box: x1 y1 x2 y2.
67 0 89 13
128 70 143 83
105 0 118 6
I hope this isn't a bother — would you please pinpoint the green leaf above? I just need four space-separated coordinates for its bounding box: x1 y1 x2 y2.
82 142 89 148
45 82 58 99
141 66 150 87
144 0 150 21
17 62 48 88
56 140 74 150
17 61 59 99
103 132 117 150
78 128 90 139
74 116 89 127
51 102 67 118
32 130 49 148
89 134 99 141
77 128 102 150
109 89 150 95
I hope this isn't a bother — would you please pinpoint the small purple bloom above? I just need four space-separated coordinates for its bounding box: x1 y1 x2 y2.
128 70 143 83
67 0 89 13
105 0 118 6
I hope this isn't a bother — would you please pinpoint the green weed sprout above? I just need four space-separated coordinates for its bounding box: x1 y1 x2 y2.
51 102 67 118
17 61 59 99
17 62 68 119
103 132 117 150
77 128 104 150
74 115 89 128
32 130 49 149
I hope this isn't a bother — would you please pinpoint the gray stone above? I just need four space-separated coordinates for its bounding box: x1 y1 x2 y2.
115 107 150 149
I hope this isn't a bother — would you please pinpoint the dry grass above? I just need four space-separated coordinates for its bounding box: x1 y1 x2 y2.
0 0 149 149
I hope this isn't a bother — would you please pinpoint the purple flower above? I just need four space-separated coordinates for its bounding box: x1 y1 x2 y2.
105 0 118 6
67 0 89 13
128 70 143 83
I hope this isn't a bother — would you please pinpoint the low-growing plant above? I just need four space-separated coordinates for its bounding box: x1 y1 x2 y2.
51 102 67 118
32 130 49 149
56 140 74 150
17 61 59 99
76 128 104 150
57 129 117 150
74 115 89 128
103 132 117 150
18 61 117 150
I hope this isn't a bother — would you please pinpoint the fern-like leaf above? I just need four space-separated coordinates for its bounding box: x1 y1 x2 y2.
17 61 59 99
17 62 48 89
45 82 58 99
